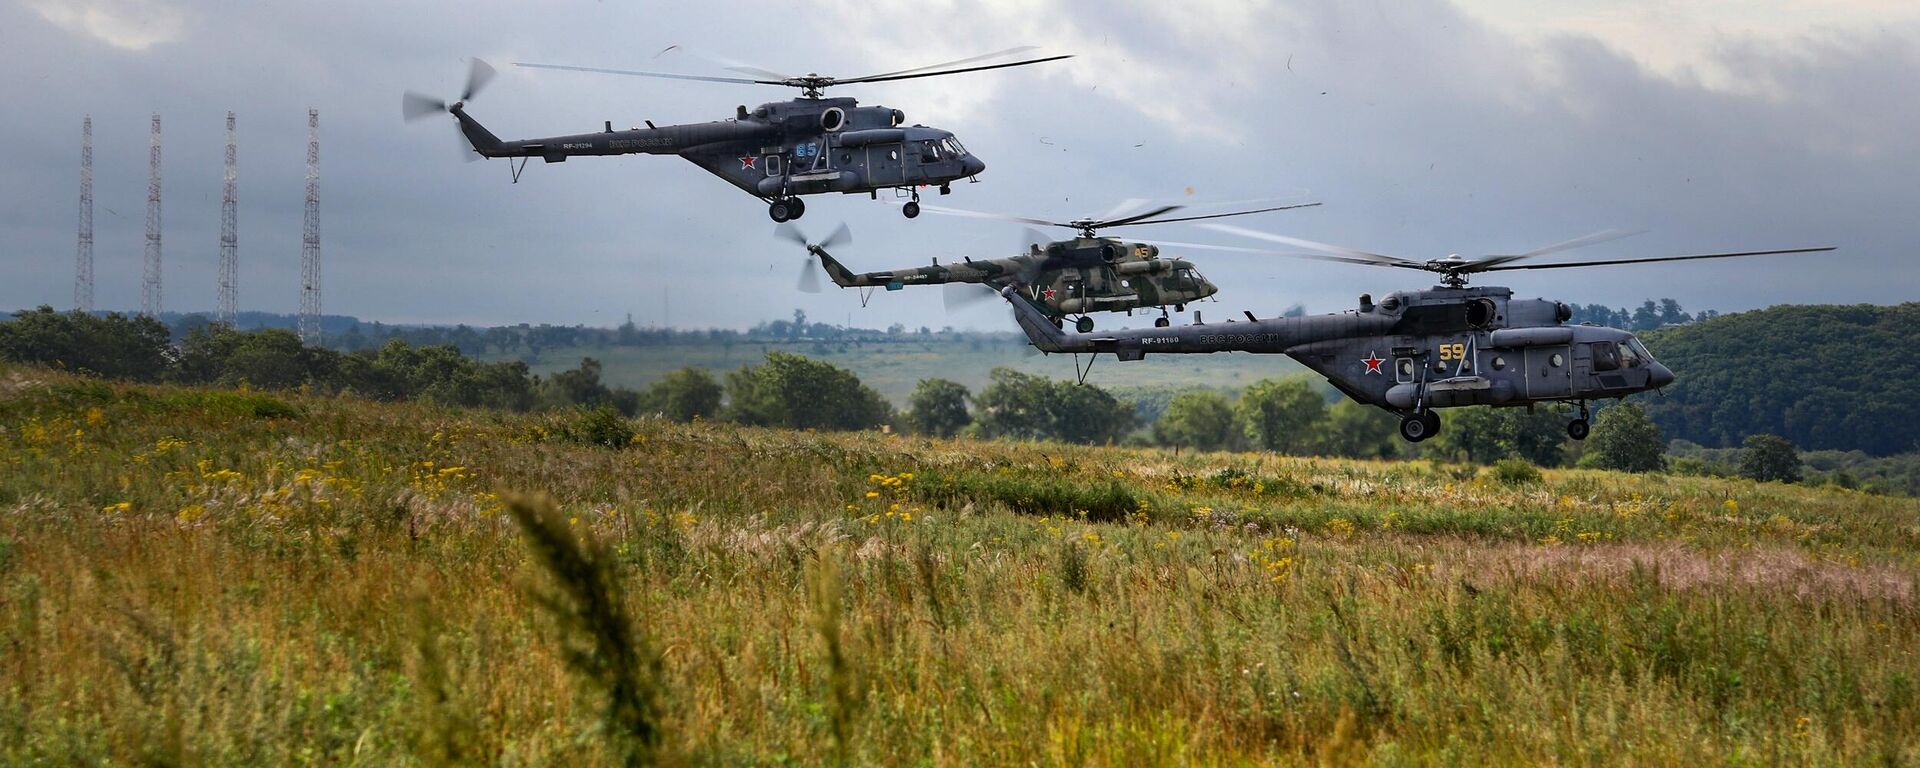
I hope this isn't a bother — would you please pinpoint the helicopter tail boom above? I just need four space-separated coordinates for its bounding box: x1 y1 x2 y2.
1001 285 1080 354
448 105 508 158
809 246 863 288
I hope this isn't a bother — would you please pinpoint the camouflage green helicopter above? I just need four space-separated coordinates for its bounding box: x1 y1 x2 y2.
776 200 1319 331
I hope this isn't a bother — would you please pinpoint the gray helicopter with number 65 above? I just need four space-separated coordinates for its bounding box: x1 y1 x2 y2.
403 48 1068 222
998 226 1835 443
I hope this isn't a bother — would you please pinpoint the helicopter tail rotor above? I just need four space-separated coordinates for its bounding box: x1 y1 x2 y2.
402 58 499 162
775 222 852 293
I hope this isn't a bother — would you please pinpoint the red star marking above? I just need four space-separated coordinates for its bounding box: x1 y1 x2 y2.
1041 288 1057 300
739 155 756 170
1362 352 1384 374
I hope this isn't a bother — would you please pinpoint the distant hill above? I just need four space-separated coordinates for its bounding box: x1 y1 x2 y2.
1639 303 1920 456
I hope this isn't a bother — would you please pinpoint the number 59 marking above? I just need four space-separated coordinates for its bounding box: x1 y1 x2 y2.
1437 343 1466 361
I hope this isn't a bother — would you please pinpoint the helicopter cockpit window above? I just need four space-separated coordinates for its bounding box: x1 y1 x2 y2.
1619 338 1648 368
920 140 942 161
941 138 964 155
1589 341 1622 371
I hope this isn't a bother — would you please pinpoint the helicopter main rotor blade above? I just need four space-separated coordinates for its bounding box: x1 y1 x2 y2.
461 59 497 102
652 44 797 81
901 202 1064 228
1096 198 1150 222
1095 204 1185 228
402 91 449 122
832 55 1074 86
1134 238 1420 268
1199 223 1423 266
1469 228 1645 270
1105 202 1324 228
1478 246 1836 273
845 46 1041 82
514 61 779 86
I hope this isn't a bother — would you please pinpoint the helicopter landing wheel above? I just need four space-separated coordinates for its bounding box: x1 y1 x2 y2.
1154 316 1170 328
1423 410 1442 437
1399 414 1435 443
1075 316 1095 333
1567 419 1590 440
902 201 921 219
787 197 806 220
768 199 794 223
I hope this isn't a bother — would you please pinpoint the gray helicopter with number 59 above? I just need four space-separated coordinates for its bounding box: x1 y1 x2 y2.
999 226 1835 443
402 48 1068 222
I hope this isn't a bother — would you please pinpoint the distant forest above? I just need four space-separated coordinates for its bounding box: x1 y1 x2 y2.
0 296 1712 359
10 298 1916 457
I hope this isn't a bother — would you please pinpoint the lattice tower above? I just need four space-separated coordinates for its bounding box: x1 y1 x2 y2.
218 112 238 324
142 114 162 317
75 116 93 312
298 109 321 343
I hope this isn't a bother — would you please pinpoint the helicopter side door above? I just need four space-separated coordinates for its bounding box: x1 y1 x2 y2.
866 143 905 186
1523 346 1572 399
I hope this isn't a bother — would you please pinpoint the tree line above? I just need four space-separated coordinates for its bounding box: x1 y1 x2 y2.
5 306 1907 493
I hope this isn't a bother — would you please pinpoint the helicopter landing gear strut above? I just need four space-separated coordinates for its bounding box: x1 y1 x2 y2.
1567 401 1591 440
767 197 805 223
1399 410 1442 442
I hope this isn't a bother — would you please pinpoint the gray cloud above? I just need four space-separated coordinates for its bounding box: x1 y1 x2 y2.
2 0 1911 330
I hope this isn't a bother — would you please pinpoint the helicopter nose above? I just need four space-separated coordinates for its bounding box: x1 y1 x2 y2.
962 155 986 176
1648 362 1675 389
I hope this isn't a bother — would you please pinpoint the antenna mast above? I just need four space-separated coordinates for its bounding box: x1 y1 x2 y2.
218 112 238 325
75 116 93 312
298 109 321 343
142 114 162 317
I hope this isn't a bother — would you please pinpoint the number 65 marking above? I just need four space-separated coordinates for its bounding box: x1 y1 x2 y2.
1437 342 1466 361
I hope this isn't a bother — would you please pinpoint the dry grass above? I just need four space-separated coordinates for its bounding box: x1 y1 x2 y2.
2 363 1919 765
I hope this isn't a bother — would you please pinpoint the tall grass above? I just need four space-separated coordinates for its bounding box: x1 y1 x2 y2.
2 364 1918 764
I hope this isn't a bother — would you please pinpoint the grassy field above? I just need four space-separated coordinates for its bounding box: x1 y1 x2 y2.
3 364 1919 765
485 339 1307 404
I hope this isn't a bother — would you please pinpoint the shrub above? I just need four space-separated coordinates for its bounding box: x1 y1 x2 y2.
1489 457 1543 486
552 406 635 449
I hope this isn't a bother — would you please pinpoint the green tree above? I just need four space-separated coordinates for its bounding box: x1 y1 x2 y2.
1048 382 1136 446
1739 434 1802 483
724 351 891 431
0 306 172 381
1236 378 1327 454
640 367 722 422
974 368 1135 445
1319 400 1401 459
904 378 972 438
974 368 1054 441
1434 407 1567 466
1583 402 1666 472
1153 391 1238 451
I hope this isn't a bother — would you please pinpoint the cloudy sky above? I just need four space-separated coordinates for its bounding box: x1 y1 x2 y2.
2 0 1915 329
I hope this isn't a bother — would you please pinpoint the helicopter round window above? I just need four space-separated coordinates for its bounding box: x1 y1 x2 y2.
820 107 845 132
888 149 899 160
1491 356 1507 370
1120 279 1130 288
840 153 852 164
1397 359 1413 377
1549 353 1564 367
